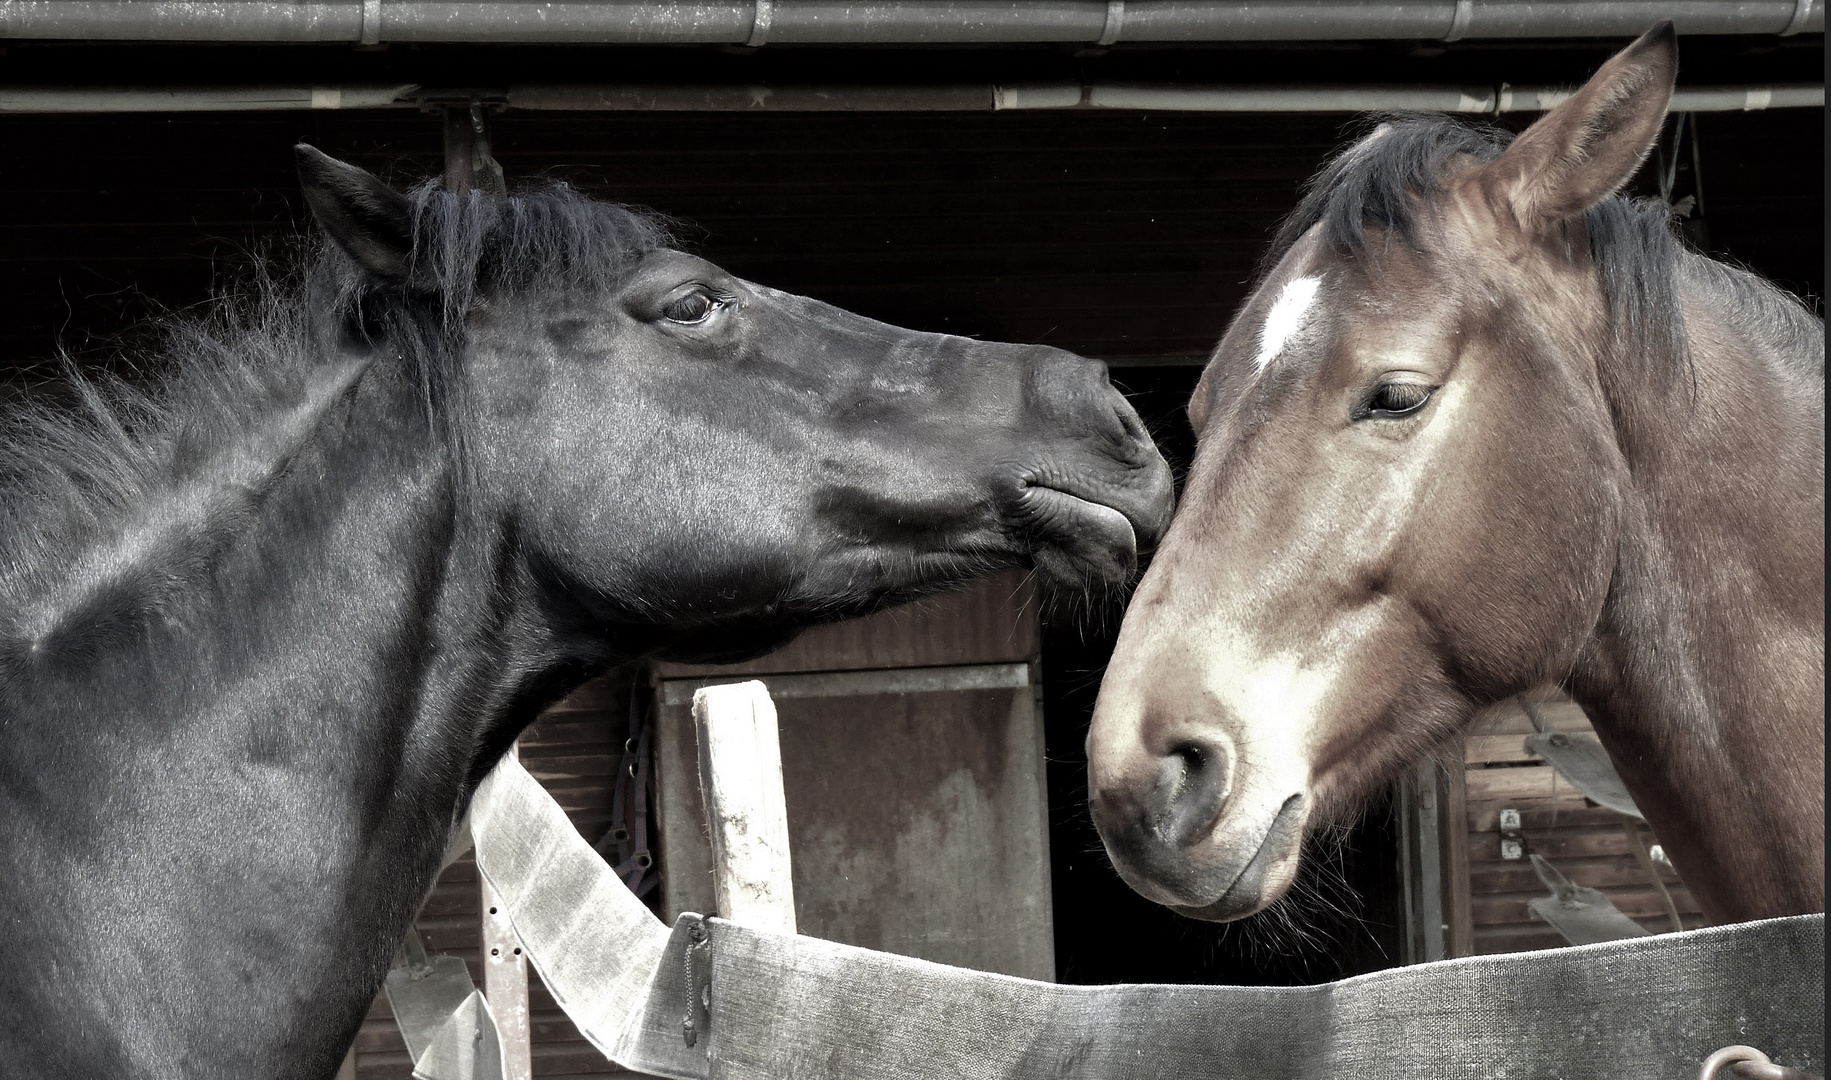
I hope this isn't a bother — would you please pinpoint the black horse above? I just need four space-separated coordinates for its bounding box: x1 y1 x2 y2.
0 148 1173 1079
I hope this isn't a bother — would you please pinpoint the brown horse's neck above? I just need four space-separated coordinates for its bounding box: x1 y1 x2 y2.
1571 267 1824 922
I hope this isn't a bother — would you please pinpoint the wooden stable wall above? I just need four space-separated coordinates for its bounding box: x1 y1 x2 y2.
1448 697 1703 957
353 572 1043 1076
353 672 638 1080
652 571 1053 980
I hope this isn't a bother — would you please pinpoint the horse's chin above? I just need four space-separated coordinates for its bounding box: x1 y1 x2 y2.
1103 793 1309 923
1024 487 1140 592
1165 849 1305 922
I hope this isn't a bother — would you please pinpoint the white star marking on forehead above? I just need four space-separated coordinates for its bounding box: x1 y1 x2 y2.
1254 275 1322 372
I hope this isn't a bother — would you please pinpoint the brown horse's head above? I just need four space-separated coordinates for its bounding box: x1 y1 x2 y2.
1087 26 1681 920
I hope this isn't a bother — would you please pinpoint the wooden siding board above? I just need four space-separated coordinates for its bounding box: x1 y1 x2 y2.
654 570 1037 677
1 104 1816 377
354 669 639 1079
1459 696 1707 957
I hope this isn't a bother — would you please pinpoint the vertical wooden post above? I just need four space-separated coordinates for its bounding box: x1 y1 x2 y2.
481 743 532 1080
692 681 798 933
441 104 477 194
441 99 505 196
1397 759 1446 963
1442 744 1474 958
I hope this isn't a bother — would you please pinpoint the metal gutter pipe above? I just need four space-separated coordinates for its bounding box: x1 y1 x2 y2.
1010 82 1830 112
0 1 1820 45
2 82 1821 114
0 85 421 111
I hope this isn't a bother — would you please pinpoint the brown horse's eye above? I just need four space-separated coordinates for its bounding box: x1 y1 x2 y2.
661 288 721 324
1357 381 1435 420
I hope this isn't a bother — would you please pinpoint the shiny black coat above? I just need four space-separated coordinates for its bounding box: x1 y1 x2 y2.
0 148 1172 1078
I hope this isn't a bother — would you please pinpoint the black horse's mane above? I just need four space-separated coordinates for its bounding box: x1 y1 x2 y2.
0 181 670 623
1264 113 1822 384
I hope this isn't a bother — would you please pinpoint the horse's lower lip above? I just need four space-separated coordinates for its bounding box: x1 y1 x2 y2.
1165 793 1307 922
1024 485 1139 575
1027 486 1137 546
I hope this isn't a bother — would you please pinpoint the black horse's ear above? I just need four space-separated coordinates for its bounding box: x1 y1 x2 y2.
1474 22 1677 229
295 144 414 281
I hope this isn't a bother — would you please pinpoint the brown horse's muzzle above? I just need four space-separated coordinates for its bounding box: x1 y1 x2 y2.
1086 626 1315 921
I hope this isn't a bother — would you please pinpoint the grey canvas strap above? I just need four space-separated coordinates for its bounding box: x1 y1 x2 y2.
695 913 1823 1080
455 751 1824 1080
1520 697 1644 818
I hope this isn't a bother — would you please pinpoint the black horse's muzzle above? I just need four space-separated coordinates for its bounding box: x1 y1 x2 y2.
1005 351 1175 589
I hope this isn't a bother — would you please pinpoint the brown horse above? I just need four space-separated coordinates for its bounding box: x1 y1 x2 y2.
1087 23 1824 927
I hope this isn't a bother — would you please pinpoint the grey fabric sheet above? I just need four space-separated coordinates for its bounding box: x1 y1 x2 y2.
689 914 1823 1080
474 751 1822 1080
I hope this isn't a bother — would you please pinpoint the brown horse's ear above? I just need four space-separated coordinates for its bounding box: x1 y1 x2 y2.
1473 22 1677 230
296 144 415 281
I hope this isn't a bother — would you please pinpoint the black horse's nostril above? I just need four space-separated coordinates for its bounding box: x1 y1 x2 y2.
1023 348 1132 436
1150 737 1231 849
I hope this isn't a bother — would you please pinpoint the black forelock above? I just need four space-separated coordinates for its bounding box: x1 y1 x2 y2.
398 180 674 330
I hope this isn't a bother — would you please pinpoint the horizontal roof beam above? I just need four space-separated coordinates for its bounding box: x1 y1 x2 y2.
0 1 1821 46
2 82 1821 114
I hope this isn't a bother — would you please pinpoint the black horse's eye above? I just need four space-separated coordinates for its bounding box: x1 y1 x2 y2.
1357 381 1436 420
661 288 722 324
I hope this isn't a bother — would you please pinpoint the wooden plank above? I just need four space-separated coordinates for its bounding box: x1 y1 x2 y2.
692 681 799 934
1466 824 1691 866
1466 801 1626 834
1466 696 1595 737
1471 886 1705 926
1465 763 1594 805
653 570 1035 677
1465 734 1539 764
660 663 1030 705
1472 859 1700 899
1396 760 1446 963
1442 746 1473 959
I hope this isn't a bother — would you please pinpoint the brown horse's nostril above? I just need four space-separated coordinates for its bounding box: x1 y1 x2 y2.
1150 737 1231 849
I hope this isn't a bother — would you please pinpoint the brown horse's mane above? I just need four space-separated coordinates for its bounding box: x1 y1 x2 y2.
1263 114 1823 394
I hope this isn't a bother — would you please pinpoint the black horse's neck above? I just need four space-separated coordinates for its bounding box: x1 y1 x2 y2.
2 347 598 1079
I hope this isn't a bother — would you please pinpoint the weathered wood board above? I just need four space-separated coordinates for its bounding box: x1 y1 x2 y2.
1459 696 1704 956
655 666 1054 981
653 571 1038 678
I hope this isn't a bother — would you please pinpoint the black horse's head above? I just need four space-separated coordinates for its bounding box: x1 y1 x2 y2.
298 147 1172 661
